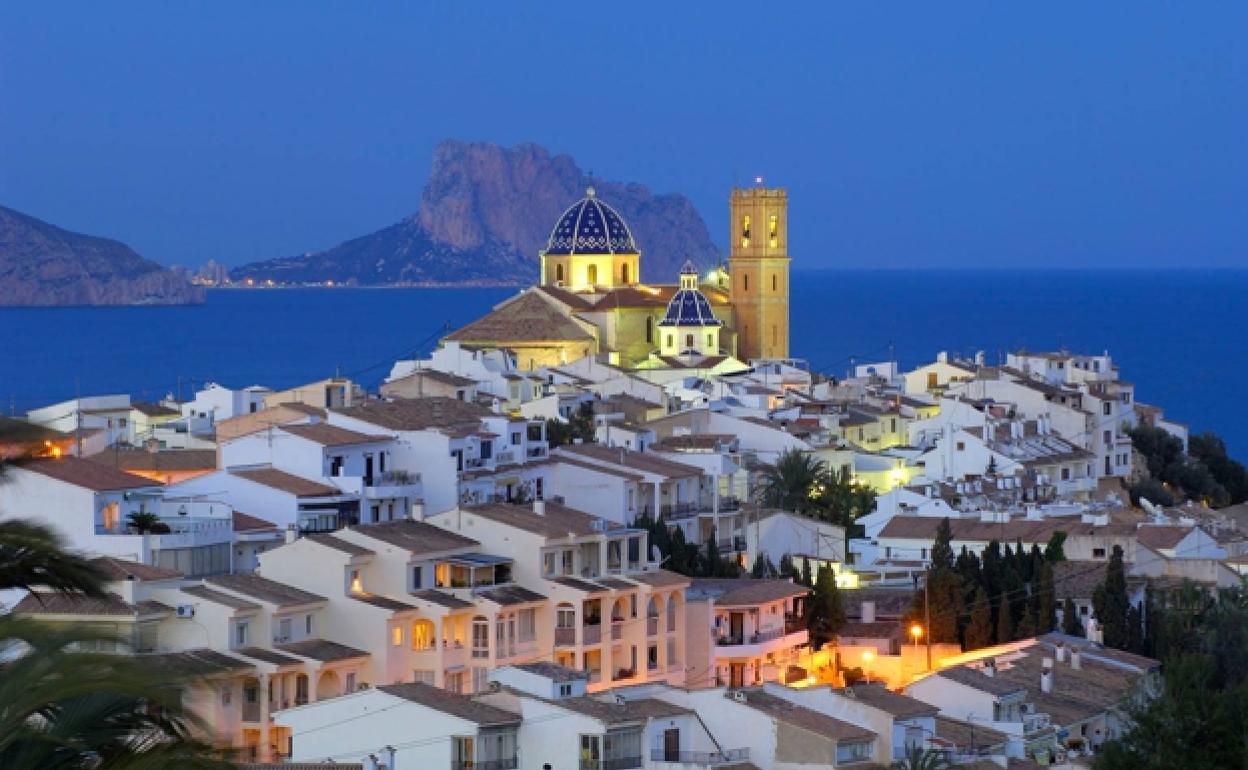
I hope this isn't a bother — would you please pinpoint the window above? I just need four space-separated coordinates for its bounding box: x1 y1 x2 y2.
413 669 435 684
685 333 694 349
518 608 537 642
587 264 598 285
472 617 489 658
1103 401 1112 415
666 334 673 349
768 214 778 247
511 432 521 446
580 735 601 770
645 317 653 344
771 325 777 345
391 626 403 647
349 569 362 593
743 274 749 291
234 621 248 648
277 617 292 642
329 455 344 476
707 334 714 347
1061 468 1071 480
1093 547 1107 559
1103 430 1112 445
480 439 492 460
561 549 575 575
621 263 630 283
412 565 423 589
956 441 966 451
837 741 872 764
345 672 357 692
557 605 576 629
472 666 489 693
559 683 573 697
772 274 777 291
740 215 751 247
543 552 556 577
556 264 564 283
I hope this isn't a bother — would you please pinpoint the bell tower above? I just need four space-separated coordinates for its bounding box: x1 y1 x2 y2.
728 186 790 361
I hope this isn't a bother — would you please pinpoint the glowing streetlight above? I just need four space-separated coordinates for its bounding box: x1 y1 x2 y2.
861 650 875 683
910 624 924 648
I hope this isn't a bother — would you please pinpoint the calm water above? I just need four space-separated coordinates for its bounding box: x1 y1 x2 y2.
2 270 1245 457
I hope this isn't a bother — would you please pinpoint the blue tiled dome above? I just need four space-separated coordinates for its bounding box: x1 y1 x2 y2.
659 261 722 327
542 187 638 255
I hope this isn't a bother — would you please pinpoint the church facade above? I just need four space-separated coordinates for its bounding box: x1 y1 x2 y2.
444 185 791 371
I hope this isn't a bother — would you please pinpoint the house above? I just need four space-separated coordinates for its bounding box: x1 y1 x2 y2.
87 446 217 485
380 368 479 402
263 377 363 411
685 578 809 689
278 682 520 769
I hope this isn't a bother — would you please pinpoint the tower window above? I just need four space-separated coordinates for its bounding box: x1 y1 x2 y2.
621 263 630 284
587 264 598 285
743 274 749 291
741 215 751 247
555 264 564 284
772 274 777 291
768 215 778 247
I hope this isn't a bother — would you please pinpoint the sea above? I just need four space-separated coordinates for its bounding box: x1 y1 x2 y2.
2 270 1245 458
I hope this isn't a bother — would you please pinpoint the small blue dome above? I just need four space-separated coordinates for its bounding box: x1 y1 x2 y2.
659 284 723 328
543 187 638 255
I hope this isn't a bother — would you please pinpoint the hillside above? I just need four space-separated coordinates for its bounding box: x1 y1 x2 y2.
0 205 203 306
232 140 720 286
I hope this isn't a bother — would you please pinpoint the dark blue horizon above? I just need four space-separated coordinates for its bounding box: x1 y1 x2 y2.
1 2 1244 271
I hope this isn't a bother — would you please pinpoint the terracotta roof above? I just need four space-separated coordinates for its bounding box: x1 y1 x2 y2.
235 647 302 667
280 423 393 447
350 593 418 612
476 585 547 606
1135 525 1194 550
181 585 262 611
936 666 1028 697
650 434 736 452
934 714 1009 749
552 576 609 594
688 578 808 607
878 514 1137 543
512 661 588 682
552 455 646 482
626 569 691 588
277 639 370 662
555 444 702 479
0 416 70 445
348 519 479 555
387 369 478 388
378 682 520 725
23 456 157 491
459 501 618 540
205 574 326 608
89 556 183 582
445 290 595 344
14 591 142 617
233 510 278 532
230 467 341 497
305 533 375 556
88 448 217 472
733 689 875 741
144 649 254 677
130 400 180 417
410 589 476 609
843 683 938 718
333 396 494 432
551 696 692 725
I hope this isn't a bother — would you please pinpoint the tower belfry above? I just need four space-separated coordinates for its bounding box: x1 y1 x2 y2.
728 186 790 361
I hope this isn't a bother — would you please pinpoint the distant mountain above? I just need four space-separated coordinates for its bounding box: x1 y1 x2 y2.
232 140 721 286
0 205 203 307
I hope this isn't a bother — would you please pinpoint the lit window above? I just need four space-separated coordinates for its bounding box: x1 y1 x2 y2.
768 215 778 247
392 626 403 646
741 215 751 247
349 569 362 593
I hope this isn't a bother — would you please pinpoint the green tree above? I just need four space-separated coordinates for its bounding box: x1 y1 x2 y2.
807 564 846 650
800 557 814 588
778 554 800 582
995 594 1013 643
1036 560 1057 634
751 551 777 578
1189 432 1248 505
891 745 955 770
756 449 826 514
126 510 170 534
1062 597 1083 637
1044 531 1068 562
1093 545 1131 650
1128 478 1175 508
964 586 994 650
547 402 597 448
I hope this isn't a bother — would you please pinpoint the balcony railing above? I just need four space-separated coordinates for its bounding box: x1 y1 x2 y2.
647 617 659 636
241 702 261 722
583 624 601 645
580 758 643 770
715 536 747 552
555 627 576 646
717 496 741 512
527 446 548 458
611 622 623 641
649 748 750 765
453 757 519 770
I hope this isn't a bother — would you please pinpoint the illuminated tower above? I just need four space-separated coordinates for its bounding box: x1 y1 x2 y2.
728 186 790 361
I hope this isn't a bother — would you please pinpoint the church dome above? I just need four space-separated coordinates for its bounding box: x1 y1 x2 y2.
542 187 638 255
659 261 722 327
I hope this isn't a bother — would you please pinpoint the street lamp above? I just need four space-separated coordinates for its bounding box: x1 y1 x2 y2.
861 650 875 683
910 624 924 648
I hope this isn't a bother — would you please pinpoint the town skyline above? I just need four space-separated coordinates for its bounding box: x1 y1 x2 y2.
2 3 1246 271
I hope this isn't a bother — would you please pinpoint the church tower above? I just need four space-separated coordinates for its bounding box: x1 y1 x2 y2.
728 186 790 361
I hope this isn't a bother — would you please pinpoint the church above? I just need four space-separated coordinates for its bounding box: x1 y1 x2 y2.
443 184 792 373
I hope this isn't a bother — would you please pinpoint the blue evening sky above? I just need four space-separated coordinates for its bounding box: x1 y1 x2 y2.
1 2 1244 269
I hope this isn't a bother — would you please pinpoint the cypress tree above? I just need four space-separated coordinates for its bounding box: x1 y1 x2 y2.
1036 561 1057 634
800 557 814 588
778 554 799 581
1044 531 1068 562
1062 597 1083 636
995 594 1014 643
1093 545 1131 649
806 564 846 650
964 586 994 650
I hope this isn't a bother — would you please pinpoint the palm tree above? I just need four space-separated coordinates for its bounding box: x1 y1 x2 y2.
126 510 170 534
891 745 955 770
0 458 235 770
755 448 826 514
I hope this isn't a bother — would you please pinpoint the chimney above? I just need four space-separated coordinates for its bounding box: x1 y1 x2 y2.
861 601 876 624
533 499 546 516
285 524 298 544
983 658 997 678
1071 650 1082 670
1055 643 1067 663
364 754 379 770
937 351 948 364
1040 657 1054 693
385 745 396 770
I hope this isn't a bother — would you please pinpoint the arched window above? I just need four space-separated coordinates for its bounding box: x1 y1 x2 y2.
685 334 694 349
743 274 749 291
707 334 714 348
621 263 630 284
666 334 673 349
555 264 564 284
768 214 778 247
772 274 778 291
587 264 598 285
645 317 653 344
741 215 751 247
666 595 678 632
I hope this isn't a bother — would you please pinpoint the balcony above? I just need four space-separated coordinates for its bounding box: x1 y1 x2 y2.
580 758 643 770
526 445 548 459
647 617 659 636
650 748 750 767
583 624 602 645
611 621 624 641
555 627 576 646
714 619 808 657
717 496 741 512
660 502 700 521
714 536 747 553
241 702 262 723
